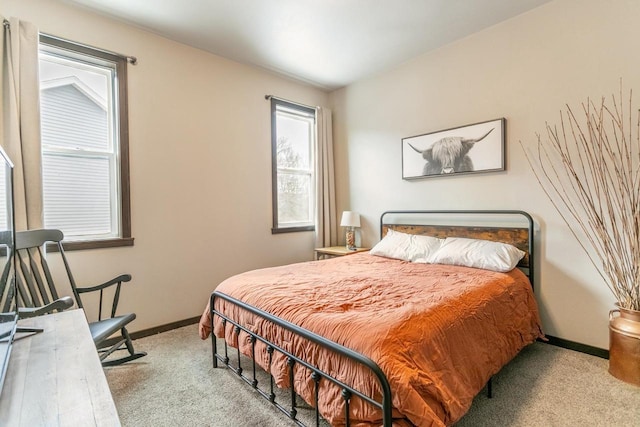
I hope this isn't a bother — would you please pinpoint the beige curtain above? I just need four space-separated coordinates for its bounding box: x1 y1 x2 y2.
1 17 43 231
315 106 337 247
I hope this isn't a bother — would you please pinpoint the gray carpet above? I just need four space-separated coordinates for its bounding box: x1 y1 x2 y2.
104 324 640 426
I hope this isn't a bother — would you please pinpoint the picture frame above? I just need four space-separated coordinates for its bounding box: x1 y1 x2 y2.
401 118 505 180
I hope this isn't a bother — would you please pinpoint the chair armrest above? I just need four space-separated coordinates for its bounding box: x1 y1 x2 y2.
75 274 132 320
75 274 132 294
17 296 74 319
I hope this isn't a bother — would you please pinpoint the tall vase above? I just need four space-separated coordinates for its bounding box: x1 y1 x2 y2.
609 305 640 386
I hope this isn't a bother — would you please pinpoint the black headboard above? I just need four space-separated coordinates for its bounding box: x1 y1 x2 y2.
380 210 535 286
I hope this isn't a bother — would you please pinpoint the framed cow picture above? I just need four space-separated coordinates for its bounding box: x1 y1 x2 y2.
401 118 505 180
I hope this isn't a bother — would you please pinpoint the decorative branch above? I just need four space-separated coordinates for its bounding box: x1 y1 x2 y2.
521 83 640 311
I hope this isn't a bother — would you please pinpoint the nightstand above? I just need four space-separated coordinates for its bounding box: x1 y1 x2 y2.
314 246 370 260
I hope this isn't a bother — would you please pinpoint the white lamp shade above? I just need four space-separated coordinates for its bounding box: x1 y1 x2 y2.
340 211 361 228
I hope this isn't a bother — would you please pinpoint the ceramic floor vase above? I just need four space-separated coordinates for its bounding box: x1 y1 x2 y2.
609 306 640 386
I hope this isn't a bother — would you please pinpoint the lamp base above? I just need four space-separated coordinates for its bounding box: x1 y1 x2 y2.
345 229 356 250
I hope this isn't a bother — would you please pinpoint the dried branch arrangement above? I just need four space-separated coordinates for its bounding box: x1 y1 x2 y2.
522 86 640 311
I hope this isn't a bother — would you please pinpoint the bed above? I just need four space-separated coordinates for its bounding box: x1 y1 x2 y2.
199 210 544 426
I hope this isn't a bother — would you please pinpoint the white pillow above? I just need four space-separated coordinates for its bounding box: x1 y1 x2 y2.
370 229 442 262
408 234 444 263
370 229 413 261
429 237 525 272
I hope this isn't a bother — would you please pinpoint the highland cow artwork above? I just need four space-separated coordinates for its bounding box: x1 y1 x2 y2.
402 118 505 180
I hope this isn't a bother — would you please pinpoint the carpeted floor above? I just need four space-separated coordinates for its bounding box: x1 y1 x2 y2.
104 324 640 426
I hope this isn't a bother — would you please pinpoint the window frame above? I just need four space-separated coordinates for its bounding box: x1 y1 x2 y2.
39 35 133 251
270 98 316 234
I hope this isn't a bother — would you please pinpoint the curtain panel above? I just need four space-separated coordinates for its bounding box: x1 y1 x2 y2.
1 17 43 230
314 106 337 248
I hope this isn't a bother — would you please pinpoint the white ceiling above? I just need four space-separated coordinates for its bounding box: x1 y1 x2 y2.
62 0 551 91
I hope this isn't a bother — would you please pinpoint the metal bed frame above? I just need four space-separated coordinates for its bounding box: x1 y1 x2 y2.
210 292 393 426
208 210 535 427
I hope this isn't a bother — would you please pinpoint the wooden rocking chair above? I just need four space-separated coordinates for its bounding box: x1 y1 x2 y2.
15 229 146 366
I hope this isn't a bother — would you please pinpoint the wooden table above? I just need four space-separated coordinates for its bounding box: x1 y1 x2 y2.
314 246 370 260
0 309 120 426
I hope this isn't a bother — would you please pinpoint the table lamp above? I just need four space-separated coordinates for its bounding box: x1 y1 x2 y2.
340 211 361 250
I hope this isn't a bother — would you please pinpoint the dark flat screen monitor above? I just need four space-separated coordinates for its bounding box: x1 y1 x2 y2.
0 145 16 394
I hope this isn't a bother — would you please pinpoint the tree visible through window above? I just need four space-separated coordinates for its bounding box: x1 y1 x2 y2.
38 35 132 249
271 99 316 233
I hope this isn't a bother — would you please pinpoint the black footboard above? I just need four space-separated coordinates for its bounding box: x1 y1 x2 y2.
210 291 393 427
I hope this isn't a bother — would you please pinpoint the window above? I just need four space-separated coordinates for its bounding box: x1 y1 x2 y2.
270 99 316 233
38 35 132 249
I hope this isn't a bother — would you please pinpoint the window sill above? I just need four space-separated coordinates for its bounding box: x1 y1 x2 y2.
47 237 134 252
271 226 315 234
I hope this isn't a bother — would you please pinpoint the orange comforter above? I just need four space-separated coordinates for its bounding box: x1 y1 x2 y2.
199 253 543 426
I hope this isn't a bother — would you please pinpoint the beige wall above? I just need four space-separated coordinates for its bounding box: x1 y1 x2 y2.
330 0 640 349
5 0 636 350
2 0 329 330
